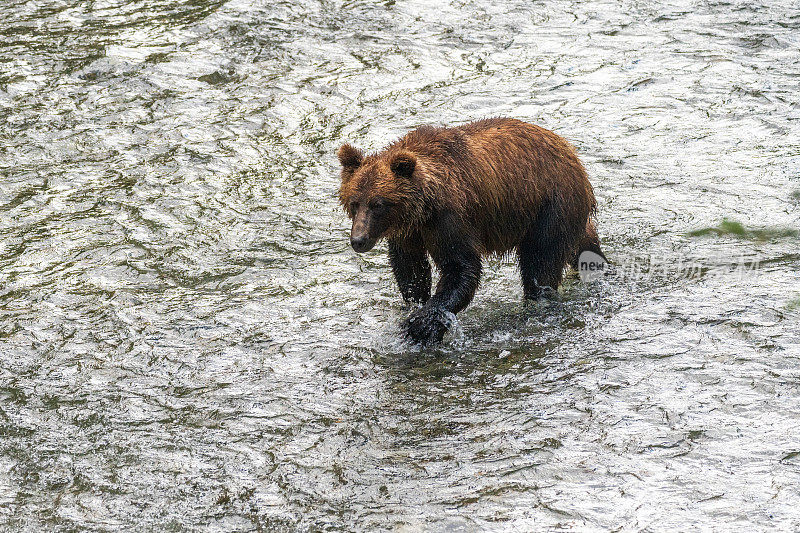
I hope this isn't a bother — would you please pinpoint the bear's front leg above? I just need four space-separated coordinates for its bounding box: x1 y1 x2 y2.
403 305 453 347
402 234 481 346
388 233 431 304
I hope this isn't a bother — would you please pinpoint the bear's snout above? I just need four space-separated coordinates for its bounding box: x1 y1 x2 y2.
350 208 380 252
350 234 377 253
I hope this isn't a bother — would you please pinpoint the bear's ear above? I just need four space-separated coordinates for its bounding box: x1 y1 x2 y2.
389 151 416 179
337 143 363 171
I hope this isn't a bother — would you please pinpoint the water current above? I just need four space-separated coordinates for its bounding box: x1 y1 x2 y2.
1 0 799 530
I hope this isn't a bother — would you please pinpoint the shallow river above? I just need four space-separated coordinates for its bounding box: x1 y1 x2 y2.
1 0 799 531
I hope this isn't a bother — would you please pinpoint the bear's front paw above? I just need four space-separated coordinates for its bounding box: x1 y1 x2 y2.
402 305 452 347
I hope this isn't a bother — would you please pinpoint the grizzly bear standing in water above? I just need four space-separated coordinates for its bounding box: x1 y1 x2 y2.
337 118 605 346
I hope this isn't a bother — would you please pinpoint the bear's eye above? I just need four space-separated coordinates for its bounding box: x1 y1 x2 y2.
370 199 393 211
350 201 359 213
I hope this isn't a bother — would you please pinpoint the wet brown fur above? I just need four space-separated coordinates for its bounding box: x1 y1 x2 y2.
338 118 604 344
340 118 599 260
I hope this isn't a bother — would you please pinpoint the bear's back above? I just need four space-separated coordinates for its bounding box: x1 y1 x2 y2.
396 118 593 254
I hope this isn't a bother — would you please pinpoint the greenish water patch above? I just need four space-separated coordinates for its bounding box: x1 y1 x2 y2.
688 219 798 240
787 297 800 311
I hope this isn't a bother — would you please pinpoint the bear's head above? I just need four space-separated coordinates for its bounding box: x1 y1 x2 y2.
337 143 419 253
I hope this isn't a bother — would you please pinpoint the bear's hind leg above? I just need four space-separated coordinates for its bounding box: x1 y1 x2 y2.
518 201 573 299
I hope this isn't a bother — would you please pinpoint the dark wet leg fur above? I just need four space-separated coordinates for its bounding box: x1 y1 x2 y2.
518 199 580 299
402 212 481 346
388 231 432 304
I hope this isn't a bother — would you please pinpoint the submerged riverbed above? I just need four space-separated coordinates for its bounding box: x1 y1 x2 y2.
1 0 799 530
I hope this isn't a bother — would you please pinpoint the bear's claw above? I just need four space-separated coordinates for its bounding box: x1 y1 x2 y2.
402 305 451 347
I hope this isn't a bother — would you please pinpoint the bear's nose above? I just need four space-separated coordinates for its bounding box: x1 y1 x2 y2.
351 235 369 252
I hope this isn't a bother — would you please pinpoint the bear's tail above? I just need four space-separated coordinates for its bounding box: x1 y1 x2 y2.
571 219 608 270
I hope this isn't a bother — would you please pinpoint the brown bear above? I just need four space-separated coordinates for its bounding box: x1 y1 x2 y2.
337 118 605 346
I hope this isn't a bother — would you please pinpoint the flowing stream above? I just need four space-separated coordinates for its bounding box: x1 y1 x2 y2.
1 0 799 530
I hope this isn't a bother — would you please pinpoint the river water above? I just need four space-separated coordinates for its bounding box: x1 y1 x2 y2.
1 0 799 531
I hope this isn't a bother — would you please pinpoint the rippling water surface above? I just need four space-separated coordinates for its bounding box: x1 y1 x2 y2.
1 0 799 530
